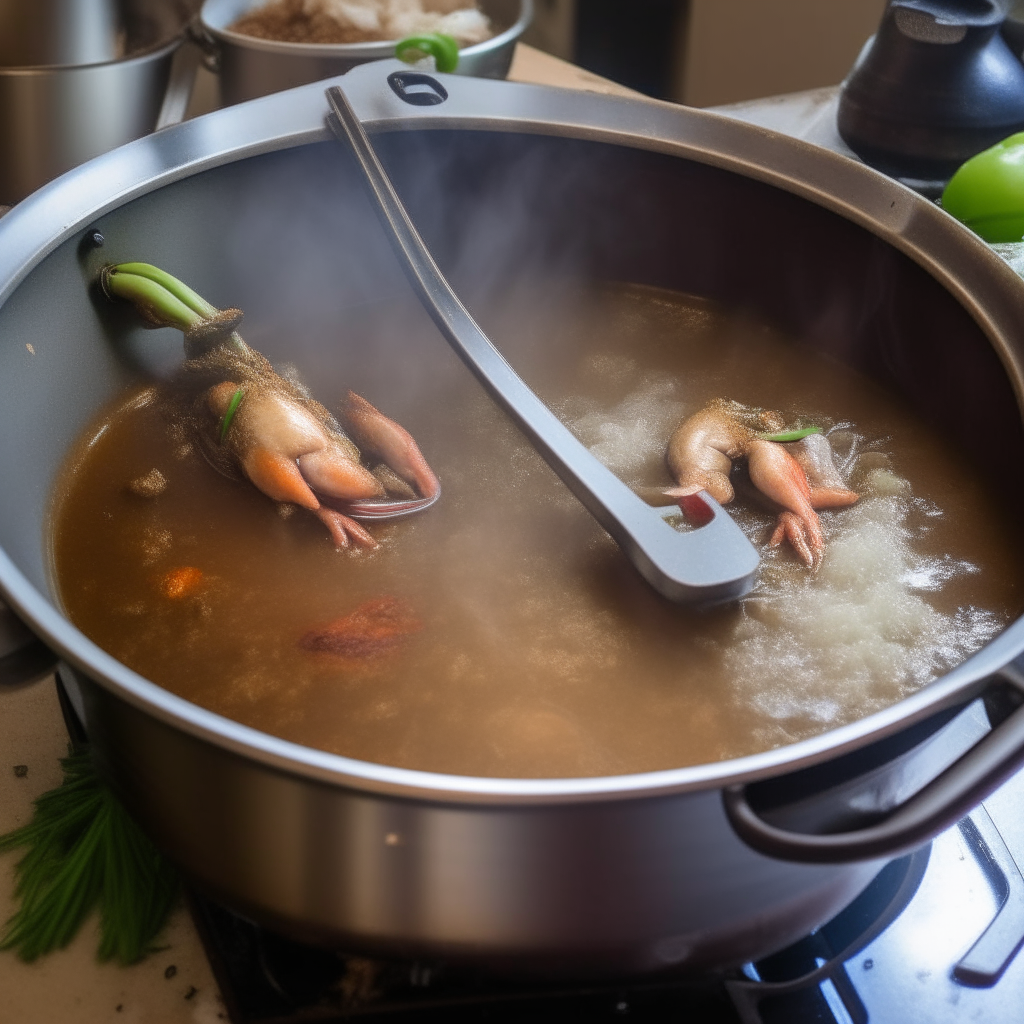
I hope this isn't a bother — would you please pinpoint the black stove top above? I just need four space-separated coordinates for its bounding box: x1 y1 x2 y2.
186 765 1024 1024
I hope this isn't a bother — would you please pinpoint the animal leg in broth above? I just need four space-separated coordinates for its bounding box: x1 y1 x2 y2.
664 398 781 504
340 391 441 516
100 263 440 549
789 432 859 509
666 400 843 568
204 382 382 549
747 439 824 568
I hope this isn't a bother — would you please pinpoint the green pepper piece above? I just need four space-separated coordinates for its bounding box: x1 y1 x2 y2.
395 33 460 74
219 388 245 442
756 426 822 442
942 132 1024 243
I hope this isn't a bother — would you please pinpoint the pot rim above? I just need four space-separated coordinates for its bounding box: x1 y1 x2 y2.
199 0 532 61
3 62 1024 806
0 34 184 75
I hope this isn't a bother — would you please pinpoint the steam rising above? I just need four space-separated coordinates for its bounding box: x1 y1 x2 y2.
570 371 684 479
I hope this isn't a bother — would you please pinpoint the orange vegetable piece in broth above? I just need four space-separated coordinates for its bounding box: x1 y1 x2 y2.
300 596 422 659
161 566 204 599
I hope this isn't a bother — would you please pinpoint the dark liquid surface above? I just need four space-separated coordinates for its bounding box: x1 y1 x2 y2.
51 284 1024 777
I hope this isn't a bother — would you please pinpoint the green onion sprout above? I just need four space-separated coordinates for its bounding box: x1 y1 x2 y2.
395 33 460 73
102 263 250 358
0 749 178 964
110 263 219 319
220 388 245 442
102 268 203 334
756 425 823 442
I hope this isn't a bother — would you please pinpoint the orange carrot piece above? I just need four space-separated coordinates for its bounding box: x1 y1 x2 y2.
161 566 204 599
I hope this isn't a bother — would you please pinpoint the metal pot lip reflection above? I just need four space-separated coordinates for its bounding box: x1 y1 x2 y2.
0 34 182 75
199 0 533 62
3 62 1024 807
0 0 195 75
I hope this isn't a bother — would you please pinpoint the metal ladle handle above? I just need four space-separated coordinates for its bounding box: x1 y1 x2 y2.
326 80 759 604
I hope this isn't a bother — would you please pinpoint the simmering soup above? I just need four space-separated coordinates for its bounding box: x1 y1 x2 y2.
51 282 1024 777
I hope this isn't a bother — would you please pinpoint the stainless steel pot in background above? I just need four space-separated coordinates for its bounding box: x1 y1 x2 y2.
197 0 532 105
0 0 199 205
4 64 1024 974
0 0 125 67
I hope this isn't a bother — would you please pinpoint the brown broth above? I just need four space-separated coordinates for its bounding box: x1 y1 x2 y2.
51 283 1024 778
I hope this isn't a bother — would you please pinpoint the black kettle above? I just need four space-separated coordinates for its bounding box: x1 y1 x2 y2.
838 0 1024 182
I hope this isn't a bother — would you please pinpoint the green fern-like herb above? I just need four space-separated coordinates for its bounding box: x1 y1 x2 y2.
0 749 178 963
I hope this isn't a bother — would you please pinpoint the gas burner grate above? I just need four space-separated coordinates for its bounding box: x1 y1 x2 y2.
186 847 930 1024
188 892 742 1023
188 884 745 1019
189 788 1024 1024
730 794 1024 1024
728 846 930 1024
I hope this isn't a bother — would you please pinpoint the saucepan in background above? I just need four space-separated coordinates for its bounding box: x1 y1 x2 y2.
0 0 200 205
195 0 533 105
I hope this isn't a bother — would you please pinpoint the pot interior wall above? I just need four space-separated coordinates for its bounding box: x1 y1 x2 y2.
0 129 1021 618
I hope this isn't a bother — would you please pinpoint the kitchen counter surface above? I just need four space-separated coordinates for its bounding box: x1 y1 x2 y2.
0 681 224 1024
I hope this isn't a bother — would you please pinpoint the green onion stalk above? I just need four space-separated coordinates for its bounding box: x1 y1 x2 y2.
100 263 247 358
102 263 252 443
0 749 178 964
219 388 245 442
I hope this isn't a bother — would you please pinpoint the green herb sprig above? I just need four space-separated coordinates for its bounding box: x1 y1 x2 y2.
0 749 178 964
219 387 245 442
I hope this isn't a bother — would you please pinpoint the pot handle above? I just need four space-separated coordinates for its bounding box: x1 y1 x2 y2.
154 30 204 131
186 17 221 76
723 667 1024 864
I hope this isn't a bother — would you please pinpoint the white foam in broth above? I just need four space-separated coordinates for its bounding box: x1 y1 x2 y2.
727 496 999 732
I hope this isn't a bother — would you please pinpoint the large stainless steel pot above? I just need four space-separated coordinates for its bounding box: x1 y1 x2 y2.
3 63 1024 975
